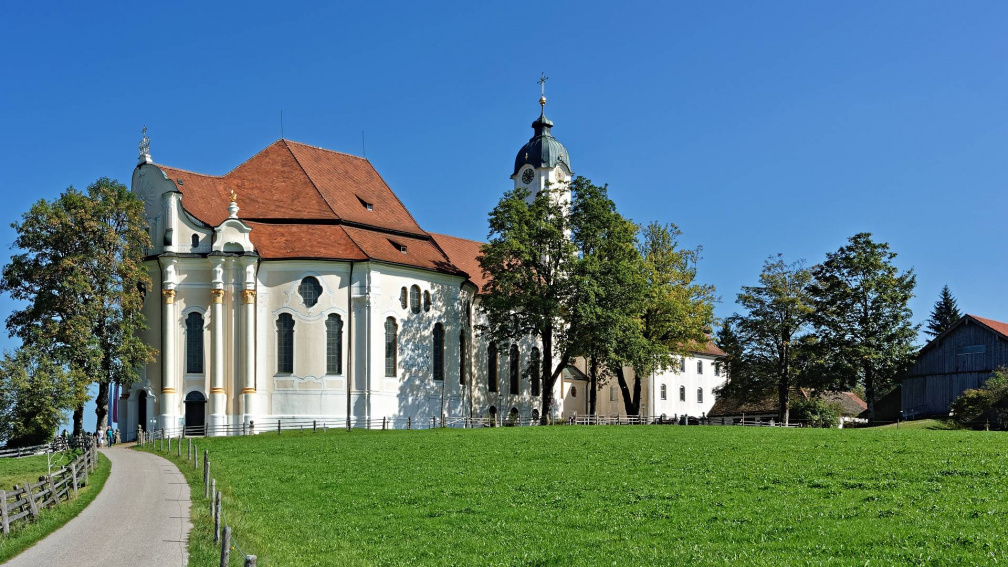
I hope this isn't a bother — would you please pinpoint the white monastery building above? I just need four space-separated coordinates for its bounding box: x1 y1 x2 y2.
121 97 724 438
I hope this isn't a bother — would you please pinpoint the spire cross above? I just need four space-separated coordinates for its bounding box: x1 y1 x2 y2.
538 73 549 97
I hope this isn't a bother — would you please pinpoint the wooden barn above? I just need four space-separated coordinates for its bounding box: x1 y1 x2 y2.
902 315 1008 418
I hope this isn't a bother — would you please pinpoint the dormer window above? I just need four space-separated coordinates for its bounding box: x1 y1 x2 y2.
388 239 407 254
357 196 373 211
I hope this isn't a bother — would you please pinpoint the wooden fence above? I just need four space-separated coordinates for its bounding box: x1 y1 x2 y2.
0 439 97 536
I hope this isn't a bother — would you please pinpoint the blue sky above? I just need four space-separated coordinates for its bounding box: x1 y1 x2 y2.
2 3 1007 428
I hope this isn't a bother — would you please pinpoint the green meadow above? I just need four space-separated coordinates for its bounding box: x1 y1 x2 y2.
147 426 1008 566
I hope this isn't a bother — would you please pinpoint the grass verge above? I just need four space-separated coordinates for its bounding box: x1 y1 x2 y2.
142 426 1008 566
0 452 111 563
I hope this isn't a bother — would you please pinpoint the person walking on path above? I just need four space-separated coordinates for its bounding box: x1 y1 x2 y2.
4 446 192 567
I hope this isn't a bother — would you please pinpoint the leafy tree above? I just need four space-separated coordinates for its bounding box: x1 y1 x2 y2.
925 285 961 338
0 347 77 447
789 396 841 428
732 255 815 425
479 183 579 424
568 179 645 416
809 233 917 421
0 178 154 436
612 223 715 416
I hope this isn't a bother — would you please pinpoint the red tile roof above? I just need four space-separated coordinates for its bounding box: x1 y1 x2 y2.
150 140 465 274
428 232 488 291
694 340 727 357
970 314 1008 339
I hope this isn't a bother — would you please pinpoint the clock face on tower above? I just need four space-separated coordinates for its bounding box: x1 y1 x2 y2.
521 168 534 185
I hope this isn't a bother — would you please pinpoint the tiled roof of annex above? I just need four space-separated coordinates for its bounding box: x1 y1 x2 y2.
151 139 467 277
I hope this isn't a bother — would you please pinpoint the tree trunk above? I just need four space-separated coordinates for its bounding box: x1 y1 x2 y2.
588 357 597 416
539 326 554 425
95 381 110 435
778 371 790 426
616 367 640 416
864 364 875 423
72 404 84 437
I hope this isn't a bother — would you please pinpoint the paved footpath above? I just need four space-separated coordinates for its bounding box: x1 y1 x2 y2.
4 446 192 567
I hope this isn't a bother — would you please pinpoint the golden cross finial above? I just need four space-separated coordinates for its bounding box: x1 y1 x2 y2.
538 73 549 96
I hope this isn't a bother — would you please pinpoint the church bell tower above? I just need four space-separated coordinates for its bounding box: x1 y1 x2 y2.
511 74 572 204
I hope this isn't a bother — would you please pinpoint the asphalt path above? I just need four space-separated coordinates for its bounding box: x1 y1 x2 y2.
4 446 192 567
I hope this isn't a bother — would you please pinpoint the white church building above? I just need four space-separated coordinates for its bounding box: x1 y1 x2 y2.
120 96 724 438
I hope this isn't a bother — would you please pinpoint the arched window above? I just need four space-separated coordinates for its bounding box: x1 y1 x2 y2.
185 312 204 374
299 277 322 308
660 384 667 400
487 343 498 392
384 317 398 377
531 409 540 423
679 385 686 402
277 314 294 374
697 388 704 403
715 362 721 377
423 290 431 312
191 234 199 248
697 360 703 374
410 285 421 313
509 344 519 394
680 358 686 373
459 331 467 386
326 314 343 375
400 287 407 310
432 323 444 381
530 347 541 396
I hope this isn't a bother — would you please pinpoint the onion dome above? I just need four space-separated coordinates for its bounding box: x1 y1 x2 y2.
512 96 571 177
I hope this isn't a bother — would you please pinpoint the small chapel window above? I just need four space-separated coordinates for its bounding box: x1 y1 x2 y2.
299 277 322 308
679 358 686 373
679 386 686 402
185 312 204 374
509 344 519 395
697 360 703 375
326 314 343 375
400 287 408 310
385 317 398 377
660 384 667 400
609 386 617 402
410 285 421 314
423 290 431 312
715 362 721 377
277 314 294 374
488 343 498 392
459 331 467 386
697 388 704 404
433 323 445 381
530 347 541 396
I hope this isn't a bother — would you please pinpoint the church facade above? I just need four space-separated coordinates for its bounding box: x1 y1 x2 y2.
121 98 723 438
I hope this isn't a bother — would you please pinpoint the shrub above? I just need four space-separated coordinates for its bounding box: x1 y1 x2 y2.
790 397 841 428
951 368 1008 429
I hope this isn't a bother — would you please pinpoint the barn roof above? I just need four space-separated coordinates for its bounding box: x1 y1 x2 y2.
708 389 866 418
918 314 1008 356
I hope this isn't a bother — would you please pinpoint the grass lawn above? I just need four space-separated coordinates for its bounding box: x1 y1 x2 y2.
0 452 111 563
145 426 1008 566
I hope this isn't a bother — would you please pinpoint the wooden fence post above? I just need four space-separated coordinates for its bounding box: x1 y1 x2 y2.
220 526 231 567
383 417 387 430
214 490 222 543
1 489 9 535
167 436 171 454
277 420 281 435
25 481 39 519
177 436 181 458
71 463 78 498
48 474 57 505
188 439 192 462
204 451 210 498
407 417 411 430
194 445 198 471
83 454 90 486
211 479 217 515
346 417 350 432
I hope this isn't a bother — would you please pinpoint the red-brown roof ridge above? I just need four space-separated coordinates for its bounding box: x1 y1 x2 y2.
967 314 1008 339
